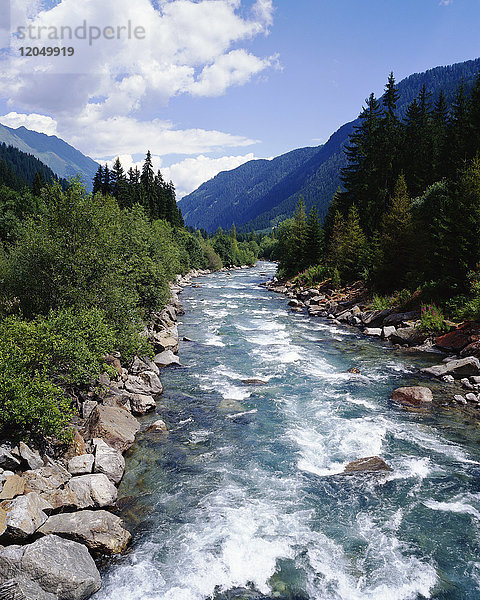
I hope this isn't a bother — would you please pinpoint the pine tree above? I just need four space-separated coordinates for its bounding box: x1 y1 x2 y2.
468 72 480 158
327 210 346 272
32 171 45 197
141 151 156 218
101 165 111 196
92 165 103 195
305 206 323 267
445 82 470 177
340 204 366 283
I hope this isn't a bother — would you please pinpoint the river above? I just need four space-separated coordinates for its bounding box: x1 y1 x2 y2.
95 261 480 600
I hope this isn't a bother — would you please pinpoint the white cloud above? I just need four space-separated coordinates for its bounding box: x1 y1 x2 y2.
439 0 453 5
99 152 258 199
1 0 276 172
0 111 58 135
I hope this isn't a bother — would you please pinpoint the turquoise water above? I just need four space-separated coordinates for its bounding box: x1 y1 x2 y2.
95 262 480 600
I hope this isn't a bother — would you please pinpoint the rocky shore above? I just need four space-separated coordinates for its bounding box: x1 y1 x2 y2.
265 277 480 412
0 268 212 600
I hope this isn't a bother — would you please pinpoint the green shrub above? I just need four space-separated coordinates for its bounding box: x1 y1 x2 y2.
293 265 330 288
419 303 449 334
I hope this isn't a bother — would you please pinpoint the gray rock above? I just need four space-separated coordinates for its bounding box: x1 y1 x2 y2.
84 405 140 453
67 454 94 476
383 326 396 339
18 443 43 471
0 475 25 501
147 419 168 432
82 400 98 420
361 309 393 327
38 510 131 555
442 375 455 384
153 350 181 369
342 456 391 474
66 474 117 509
22 464 71 495
364 327 382 337
0 535 101 600
465 393 478 403
391 386 433 405
422 356 480 379
461 378 474 390
0 447 21 471
129 356 160 376
124 370 163 396
93 439 125 484
389 327 428 347
153 327 179 353
0 492 52 541
454 395 467 405
383 311 420 326
471 376 480 385
130 394 156 415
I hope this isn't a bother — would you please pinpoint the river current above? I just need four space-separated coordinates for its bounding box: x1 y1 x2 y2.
95 262 480 600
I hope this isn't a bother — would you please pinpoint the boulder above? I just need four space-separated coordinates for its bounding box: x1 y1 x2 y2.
153 350 181 369
383 311 420 326
454 395 467 405
391 386 433 406
81 400 98 420
130 394 156 415
0 535 101 600
342 456 391 474
67 454 94 476
0 492 52 541
40 487 81 513
436 322 480 352
422 356 480 379
153 328 179 353
38 511 131 555
23 464 71 495
0 475 25 501
93 439 125 484
364 327 382 337
382 326 396 339
129 356 160 376
361 309 393 327
18 443 43 471
241 379 268 385
0 447 21 471
84 405 140 453
465 393 479 403
147 419 168 432
461 340 480 359
124 371 163 396
66 474 117 509
389 327 428 347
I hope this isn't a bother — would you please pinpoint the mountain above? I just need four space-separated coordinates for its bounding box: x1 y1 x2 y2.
0 142 67 190
0 124 99 191
179 57 480 232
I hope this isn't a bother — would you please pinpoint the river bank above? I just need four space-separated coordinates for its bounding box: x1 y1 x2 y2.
265 275 480 415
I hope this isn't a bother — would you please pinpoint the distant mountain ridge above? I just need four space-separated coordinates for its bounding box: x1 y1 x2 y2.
0 123 99 191
179 57 480 232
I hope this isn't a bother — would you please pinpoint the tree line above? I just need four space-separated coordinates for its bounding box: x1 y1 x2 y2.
272 72 480 318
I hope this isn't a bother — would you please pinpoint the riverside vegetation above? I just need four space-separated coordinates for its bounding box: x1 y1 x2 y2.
0 149 262 599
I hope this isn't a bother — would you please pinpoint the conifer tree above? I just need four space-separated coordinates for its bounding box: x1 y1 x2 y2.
141 151 156 218
305 206 323 266
93 165 103 195
340 204 366 282
101 165 111 196
32 172 45 197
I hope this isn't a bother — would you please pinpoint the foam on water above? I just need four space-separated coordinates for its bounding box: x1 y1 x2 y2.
424 494 480 520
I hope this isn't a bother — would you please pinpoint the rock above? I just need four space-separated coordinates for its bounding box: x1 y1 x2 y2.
241 379 267 385
383 326 396 339
454 395 467 405
82 400 98 420
383 311 420 327
436 322 480 352
472 376 480 385
129 356 160 376
102 389 133 412
389 327 428 347
0 492 52 541
465 393 478 403
461 340 480 359
347 368 361 374
183 337 193 342
18 443 43 471
152 327 179 353
361 309 393 327
442 375 455 384
67 455 94 476
342 456 391 474
130 394 156 415
0 535 101 600
461 378 474 390
422 356 480 379
93 439 125 485
69 430 87 458
124 371 163 396
39 488 80 513
38 511 131 555
391 386 433 406
364 328 382 337
0 447 21 471
288 299 301 307
66 474 117 509
84 405 140 453
153 350 181 369
147 420 168 432
0 475 25 501
23 464 71 496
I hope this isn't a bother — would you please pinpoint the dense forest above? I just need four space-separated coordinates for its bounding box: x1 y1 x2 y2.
272 71 480 322
0 151 260 441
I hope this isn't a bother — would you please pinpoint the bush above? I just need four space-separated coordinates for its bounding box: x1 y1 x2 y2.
293 265 330 288
419 303 449 334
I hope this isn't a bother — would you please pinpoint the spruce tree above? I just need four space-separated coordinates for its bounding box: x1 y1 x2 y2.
92 165 103 195
305 206 323 267
141 151 156 218
340 204 366 283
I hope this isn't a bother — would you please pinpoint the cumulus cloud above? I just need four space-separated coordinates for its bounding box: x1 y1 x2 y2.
100 152 258 199
439 0 453 5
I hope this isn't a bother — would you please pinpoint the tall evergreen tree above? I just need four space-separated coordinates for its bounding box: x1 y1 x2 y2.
92 165 103 195
305 206 323 266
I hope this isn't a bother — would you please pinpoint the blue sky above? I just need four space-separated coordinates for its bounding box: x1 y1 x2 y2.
0 0 479 196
